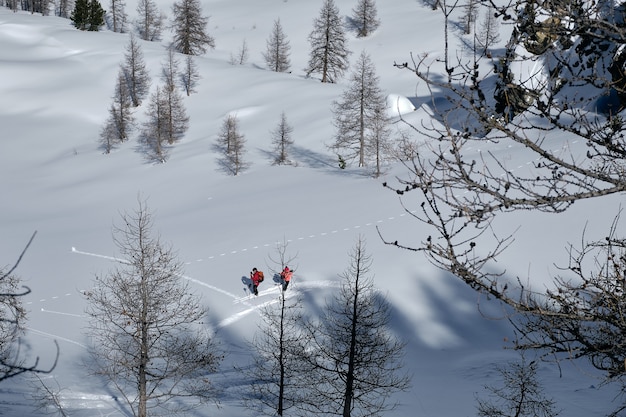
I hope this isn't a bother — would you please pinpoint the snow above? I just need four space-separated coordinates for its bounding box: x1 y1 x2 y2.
386 93 416 117
0 1 622 416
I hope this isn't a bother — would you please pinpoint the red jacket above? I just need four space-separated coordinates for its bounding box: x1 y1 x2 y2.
281 268 293 282
251 270 263 285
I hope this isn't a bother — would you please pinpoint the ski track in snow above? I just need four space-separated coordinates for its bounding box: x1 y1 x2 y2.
28 137 580 348
28 211 406 346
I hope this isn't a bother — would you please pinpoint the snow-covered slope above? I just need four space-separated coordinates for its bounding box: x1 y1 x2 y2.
0 1 621 415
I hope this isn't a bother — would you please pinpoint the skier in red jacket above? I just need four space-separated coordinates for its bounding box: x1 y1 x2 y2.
280 266 293 292
250 267 264 296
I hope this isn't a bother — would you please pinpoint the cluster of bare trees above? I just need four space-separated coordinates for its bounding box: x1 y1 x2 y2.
3 0 390 173
214 111 296 175
242 236 410 417
330 50 392 176
2 216 410 417
100 33 196 160
384 0 626 414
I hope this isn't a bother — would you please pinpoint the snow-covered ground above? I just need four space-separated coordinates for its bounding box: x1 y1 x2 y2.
0 1 622 415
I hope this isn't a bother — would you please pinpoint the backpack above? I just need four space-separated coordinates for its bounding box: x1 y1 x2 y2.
257 271 264 282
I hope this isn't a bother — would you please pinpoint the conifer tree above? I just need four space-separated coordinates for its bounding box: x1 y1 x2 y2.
330 50 390 169
245 294 308 416
71 0 104 31
170 0 214 55
242 240 306 416
351 0 380 37
135 0 164 41
141 83 189 162
271 111 295 165
70 0 89 29
161 48 179 93
142 86 167 162
121 34 151 107
87 0 105 31
180 54 200 96
100 70 134 153
229 38 249 65
368 106 392 178
476 357 558 417
86 199 222 417
475 4 500 55
215 114 248 175
263 18 291 72
306 0 350 83
462 0 479 35
161 84 189 145
300 236 410 417
57 0 72 18
107 0 128 33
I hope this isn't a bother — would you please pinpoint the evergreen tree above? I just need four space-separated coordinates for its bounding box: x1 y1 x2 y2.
70 0 104 31
170 0 214 55
330 50 389 169
121 34 151 107
135 0 164 41
87 0 105 31
263 18 291 72
180 54 200 96
70 0 89 30
306 0 350 83
271 111 295 165
215 114 248 175
351 0 380 37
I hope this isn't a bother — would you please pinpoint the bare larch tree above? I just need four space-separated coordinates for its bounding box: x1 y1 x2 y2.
134 0 164 41
170 0 214 55
215 114 249 175
306 0 350 83
180 54 201 96
271 111 295 166
100 68 134 153
121 34 151 107
300 236 410 417
330 50 390 170
85 199 222 417
351 0 380 38
263 18 291 72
